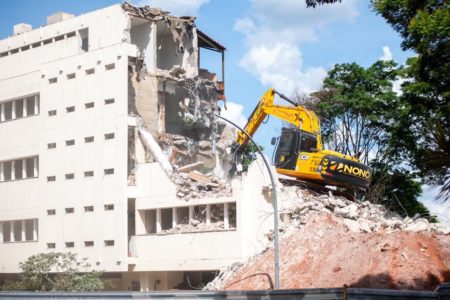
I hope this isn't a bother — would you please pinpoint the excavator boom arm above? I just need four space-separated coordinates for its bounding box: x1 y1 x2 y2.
236 88 322 148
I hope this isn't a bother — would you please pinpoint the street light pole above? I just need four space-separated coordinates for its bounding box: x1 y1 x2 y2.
214 113 280 289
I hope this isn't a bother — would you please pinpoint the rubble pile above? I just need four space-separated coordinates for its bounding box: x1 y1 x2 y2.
171 171 232 200
278 186 450 235
205 184 450 291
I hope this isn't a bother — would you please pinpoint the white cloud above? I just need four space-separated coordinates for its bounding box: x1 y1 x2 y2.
420 185 450 224
240 43 327 94
220 102 247 128
380 46 393 61
235 0 358 95
137 0 209 16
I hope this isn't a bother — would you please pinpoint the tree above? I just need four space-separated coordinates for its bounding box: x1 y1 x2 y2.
303 61 435 220
0 252 104 291
308 60 399 165
372 0 450 199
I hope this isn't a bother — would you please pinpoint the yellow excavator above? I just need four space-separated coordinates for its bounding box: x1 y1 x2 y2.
236 88 372 191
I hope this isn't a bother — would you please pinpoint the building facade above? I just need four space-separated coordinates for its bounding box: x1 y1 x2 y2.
0 4 276 290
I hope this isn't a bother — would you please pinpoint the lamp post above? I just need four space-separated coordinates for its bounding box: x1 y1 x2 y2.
214 113 280 289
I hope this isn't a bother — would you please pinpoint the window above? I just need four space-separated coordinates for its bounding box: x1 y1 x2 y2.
4 102 12 120
66 139 75 146
47 209 56 215
25 157 36 178
105 63 115 70
85 102 94 109
66 106 75 113
104 204 114 211
10 49 19 54
104 98 115 105
85 68 95 75
21 45 30 52
47 176 56 182
0 156 38 182
65 173 74 180
67 73 76 79
48 77 57 84
84 206 94 212
15 100 23 118
55 35 64 42
84 171 94 177
1 219 37 243
2 222 11 242
32 42 41 48
25 220 34 241
48 110 57 116
104 168 114 175
79 28 89 52
104 133 115 140
65 242 74 248
66 31 76 38
14 160 23 179
65 208 74 214
47 143 56 149
47 243 56 249
43 39 52 45
299 133 318 152
84 136 94 143
84 241 94 247
26 96 37 116
104 240 114 246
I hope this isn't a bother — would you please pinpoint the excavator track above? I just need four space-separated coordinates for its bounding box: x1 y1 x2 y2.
279 178 356 202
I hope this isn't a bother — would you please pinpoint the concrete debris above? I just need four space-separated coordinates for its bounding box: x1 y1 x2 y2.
177 162 204 173
205 184 450 291
137 118 173 176
171 171 232 200
122 2 196 54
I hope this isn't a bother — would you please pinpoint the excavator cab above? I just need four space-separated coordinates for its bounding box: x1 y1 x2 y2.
273 127 317 170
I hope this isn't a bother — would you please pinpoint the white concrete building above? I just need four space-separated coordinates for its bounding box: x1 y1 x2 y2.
0 3 276 290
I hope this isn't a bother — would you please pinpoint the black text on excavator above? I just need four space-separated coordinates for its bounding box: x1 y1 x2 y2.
236 88 372 191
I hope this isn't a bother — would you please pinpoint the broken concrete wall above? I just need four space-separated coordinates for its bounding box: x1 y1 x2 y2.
124 2 234 204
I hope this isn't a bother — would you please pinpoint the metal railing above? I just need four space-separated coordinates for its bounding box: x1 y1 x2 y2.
1 284 449 300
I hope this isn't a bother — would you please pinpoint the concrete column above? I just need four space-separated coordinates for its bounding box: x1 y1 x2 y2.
23 98 27 117
11 160 15 180
224 203 230 229
172 208 177 228
21 220 26 241
10 221 15 242
188 206 194 224
33 219 38 241
11 100 16 119
206 204 211 226
0 222 3 243
0 103 4 122
33 157 38 177
139 272 149 292
34 95 39 114
156 209 161 233
0 162 4 181
22 159 26 179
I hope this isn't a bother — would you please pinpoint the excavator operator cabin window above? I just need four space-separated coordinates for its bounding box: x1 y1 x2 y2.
299 134 317 152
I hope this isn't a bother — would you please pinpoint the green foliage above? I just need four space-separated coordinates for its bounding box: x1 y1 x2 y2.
372 0 450 197
241 143 263 171
368 161 437 222
310 60 399 165
0 252 104 292
307 60 435 219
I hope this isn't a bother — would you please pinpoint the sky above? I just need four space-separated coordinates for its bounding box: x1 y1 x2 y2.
0 0 448 223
